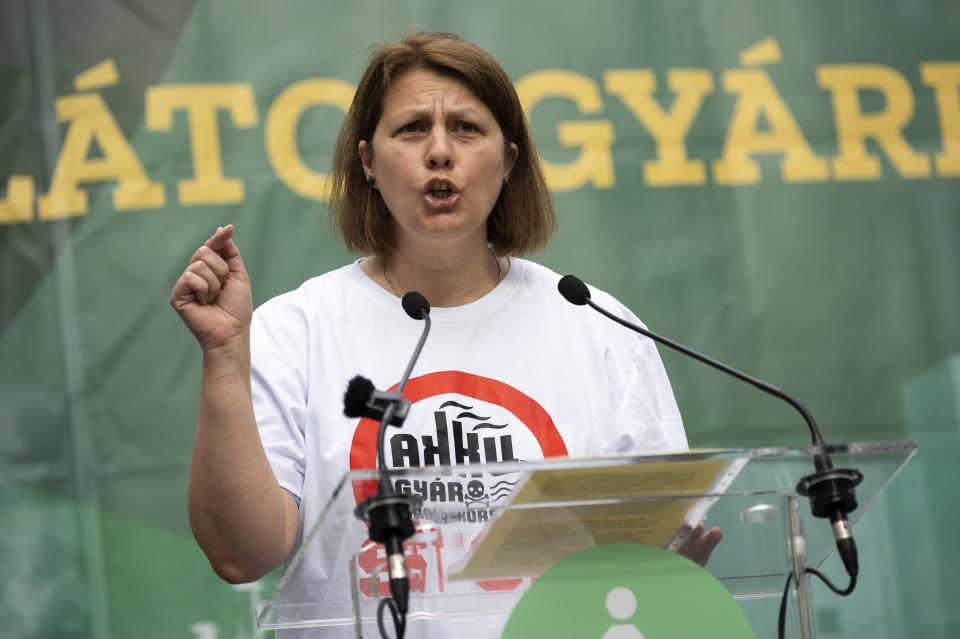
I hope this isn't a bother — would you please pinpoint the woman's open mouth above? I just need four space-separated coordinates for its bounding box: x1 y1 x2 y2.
423 179 460 209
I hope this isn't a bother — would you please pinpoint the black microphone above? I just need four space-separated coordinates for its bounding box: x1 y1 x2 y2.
344 376 376 418
346 291 432 626
557 274 862 581
343 376 411 426
401 291 430 320
557 273 591 306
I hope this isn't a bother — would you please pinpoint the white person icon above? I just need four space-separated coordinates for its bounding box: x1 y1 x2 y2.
602 587 647 639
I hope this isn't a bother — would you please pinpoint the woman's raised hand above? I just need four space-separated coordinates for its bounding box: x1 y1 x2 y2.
170 225 253 352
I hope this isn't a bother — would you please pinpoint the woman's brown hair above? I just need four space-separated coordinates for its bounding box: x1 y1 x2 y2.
329 32 555 257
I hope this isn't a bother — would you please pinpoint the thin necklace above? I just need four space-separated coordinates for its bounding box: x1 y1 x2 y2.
382 247 508 298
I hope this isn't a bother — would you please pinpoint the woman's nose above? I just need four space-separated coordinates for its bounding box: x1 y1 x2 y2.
425 127 453 168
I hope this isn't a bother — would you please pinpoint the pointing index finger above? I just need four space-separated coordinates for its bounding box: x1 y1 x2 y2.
204 224 234 252
211 224 245 272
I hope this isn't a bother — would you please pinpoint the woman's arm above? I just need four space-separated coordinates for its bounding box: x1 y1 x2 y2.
171 225 298 583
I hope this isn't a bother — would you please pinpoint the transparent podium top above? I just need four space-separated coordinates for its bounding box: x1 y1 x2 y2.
257 441 915 636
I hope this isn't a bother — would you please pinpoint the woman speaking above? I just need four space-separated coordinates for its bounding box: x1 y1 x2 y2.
170 31 714 638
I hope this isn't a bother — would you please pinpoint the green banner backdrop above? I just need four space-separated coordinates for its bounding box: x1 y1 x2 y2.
1 0 958 637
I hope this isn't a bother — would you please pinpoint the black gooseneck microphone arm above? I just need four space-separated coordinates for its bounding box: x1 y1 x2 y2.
343 291 432 639
557 275 863 610
374 293 432 493
558 276 829 449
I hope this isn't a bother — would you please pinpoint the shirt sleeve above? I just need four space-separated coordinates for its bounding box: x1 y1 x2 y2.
617 336 688 453
586 286 688 455
250 294 310 504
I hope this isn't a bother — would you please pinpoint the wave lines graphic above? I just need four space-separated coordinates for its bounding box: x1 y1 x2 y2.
470 422 507 430
457 411 491 421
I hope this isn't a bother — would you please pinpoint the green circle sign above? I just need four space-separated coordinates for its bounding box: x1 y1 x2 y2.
502 543 755 638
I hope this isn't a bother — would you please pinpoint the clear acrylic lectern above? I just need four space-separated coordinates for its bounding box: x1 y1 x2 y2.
257 441 915 638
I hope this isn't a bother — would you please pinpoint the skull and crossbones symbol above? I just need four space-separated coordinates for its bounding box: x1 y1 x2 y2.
464 480 489 508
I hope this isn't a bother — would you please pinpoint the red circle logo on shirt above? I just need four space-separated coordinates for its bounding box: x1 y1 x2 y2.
349 370 567 503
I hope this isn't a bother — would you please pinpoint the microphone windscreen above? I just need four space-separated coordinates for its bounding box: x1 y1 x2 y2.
343 375 375 417
558 275 591 306
401 291 430 319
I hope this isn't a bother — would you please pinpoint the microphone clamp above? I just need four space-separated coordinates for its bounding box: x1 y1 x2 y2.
354 491 422 615
795 467 863 519
344 376 411 426
796 466 863 576
364 390 412 427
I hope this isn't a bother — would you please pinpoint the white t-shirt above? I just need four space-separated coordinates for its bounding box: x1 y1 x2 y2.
251 257 687 637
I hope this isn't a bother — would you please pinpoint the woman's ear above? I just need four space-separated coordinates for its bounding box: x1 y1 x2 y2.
504 142 518 182
359 140 375 185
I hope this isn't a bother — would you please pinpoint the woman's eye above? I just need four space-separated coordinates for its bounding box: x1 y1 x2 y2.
455 122 478 134
399 122 422 134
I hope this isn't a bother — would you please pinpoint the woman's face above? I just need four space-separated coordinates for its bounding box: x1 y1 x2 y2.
359 69 517 252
